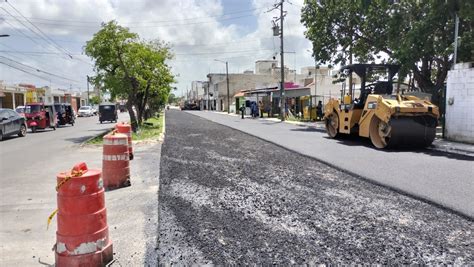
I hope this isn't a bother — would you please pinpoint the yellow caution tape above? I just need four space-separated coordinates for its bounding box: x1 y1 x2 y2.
47 169 84 230
55 170 83 191
47 209 58 230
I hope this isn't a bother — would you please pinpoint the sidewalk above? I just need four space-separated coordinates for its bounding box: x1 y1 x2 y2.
212 111 474 157
191 111 474 219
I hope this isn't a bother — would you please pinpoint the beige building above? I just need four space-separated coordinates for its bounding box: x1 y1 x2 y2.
194 59 362 112
0 81 28 109
208 60 304 112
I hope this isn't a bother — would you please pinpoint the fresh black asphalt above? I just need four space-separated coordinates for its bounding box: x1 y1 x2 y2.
158 110 473 265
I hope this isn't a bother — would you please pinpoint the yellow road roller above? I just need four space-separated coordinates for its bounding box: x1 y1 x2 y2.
323 64 439 149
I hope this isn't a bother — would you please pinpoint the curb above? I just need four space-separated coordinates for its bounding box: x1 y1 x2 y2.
159 111 166 142
185 111 474 221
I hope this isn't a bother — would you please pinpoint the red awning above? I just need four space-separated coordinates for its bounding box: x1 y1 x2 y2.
234 92 246 97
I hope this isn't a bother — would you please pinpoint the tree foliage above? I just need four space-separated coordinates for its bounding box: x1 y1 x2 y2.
90 95 101 105
85 21 174 131
301 0 473 98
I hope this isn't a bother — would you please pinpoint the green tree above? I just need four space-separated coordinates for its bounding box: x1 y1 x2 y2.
90 95 101 105
168 93 177 104
85 21 174 131
301 0 473 99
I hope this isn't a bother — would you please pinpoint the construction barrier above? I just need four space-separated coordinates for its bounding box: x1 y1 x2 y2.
55 162 113 266
102 132 131 190
115 122 133 160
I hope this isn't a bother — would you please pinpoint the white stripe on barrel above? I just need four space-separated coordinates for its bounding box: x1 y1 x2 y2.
103 154 129 161
103 138 128 145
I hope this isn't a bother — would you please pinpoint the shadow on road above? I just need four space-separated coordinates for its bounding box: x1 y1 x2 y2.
0 135 25 142
332 135 473 161
290 127 326 133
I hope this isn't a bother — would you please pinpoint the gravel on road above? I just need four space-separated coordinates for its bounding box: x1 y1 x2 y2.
158 110 474 265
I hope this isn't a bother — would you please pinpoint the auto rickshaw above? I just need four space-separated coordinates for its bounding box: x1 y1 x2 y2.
57 103 75 126
99 102 118 123
24 103 56 132
54 103 65 126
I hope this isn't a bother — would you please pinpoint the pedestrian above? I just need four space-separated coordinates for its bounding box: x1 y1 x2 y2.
251 102 257 118
240 104 245 119
316 100 323 121
258 101 264 118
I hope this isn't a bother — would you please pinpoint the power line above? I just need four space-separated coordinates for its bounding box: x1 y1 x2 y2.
1 18 44 46
4 1 73 58
1 7 265 25
1 13 259 28
0 56 81 83
0 50 83 56
175 48 274 56
0 43 90 78
0 61 53 83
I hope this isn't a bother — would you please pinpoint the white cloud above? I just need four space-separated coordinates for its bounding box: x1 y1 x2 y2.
0 0 314 96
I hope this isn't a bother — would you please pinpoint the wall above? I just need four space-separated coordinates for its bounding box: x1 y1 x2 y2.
445 63 474 144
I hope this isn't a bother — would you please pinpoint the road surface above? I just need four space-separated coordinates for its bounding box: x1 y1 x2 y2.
158 110 474 265
188 111 474 218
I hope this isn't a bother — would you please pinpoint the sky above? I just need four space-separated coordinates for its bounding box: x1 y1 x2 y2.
0 0 314 97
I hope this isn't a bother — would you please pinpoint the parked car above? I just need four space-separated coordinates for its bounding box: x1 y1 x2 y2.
78 106 94 117
0 108 27 141
181 103 199 110
91 106 98 115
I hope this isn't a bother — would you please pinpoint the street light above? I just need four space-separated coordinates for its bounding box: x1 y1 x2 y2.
214 59 230 113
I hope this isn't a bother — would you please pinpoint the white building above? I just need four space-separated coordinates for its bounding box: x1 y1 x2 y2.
445 62 474 144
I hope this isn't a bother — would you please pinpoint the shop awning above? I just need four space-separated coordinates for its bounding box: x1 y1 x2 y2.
273 87 311 98
234 91 246 97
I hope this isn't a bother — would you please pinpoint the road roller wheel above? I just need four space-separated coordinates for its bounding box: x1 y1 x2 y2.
370 117 391 149
325 111 339 138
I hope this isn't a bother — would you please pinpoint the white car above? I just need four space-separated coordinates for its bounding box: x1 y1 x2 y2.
91 106 98 115
78 106 94 117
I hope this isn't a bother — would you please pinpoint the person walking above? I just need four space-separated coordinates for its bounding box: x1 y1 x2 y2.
240 104 245 119
258 101 264 118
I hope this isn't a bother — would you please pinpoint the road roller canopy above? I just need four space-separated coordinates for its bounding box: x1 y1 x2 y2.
340 64 400 80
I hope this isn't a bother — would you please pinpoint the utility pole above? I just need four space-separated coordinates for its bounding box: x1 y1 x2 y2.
279 0 285 121
348 43 353 100
86 75 90 106
453 13 459 68
225 61 230 113
206 81 210 110
214 59 230 113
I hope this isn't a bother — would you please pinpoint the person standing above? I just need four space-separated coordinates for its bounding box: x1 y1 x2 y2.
240 104 245 119
258 101 264 118
316 100 323 121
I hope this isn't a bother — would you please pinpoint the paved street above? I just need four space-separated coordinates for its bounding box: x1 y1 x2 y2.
0 113 163 266
188 111 474 218
158 110 474 265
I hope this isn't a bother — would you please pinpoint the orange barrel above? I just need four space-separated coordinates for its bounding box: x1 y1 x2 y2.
102 132 131 190
115 122 133 160
55 162 113 266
